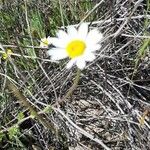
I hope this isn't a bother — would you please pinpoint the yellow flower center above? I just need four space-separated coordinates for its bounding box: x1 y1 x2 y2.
66 40 86 58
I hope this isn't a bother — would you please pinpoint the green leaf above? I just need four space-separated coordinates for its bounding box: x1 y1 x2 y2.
0 132 5 142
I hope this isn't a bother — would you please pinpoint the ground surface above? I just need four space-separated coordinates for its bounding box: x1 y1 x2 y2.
0 0 150 150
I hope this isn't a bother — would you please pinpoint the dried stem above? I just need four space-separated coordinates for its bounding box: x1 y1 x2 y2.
6 79 55 132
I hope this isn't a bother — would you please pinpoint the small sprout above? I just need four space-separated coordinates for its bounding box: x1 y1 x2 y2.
43 105 53 113
40 37 51 48
30 111 36 119
2 49 12 60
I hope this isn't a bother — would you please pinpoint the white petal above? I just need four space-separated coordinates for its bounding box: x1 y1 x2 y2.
66 58 77 69
47 48 63 55
86 29 103 45
84 52 96 62
50 37 68 48
78 23 88 40
86 44 102 52
47 36 52 44
76 58 86 70
56 30 69 39
47 49 68 60
51 53 68 61
92 44 102 51
67 26 78 38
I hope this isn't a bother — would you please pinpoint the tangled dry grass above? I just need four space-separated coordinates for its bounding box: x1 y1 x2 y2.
0 0 150 150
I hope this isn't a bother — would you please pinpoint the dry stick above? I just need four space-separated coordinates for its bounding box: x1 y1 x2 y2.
6 79 55 132
121 34 150 39
2 44 47 49
61 15 150 29
53 68 81 107
0 49 57 63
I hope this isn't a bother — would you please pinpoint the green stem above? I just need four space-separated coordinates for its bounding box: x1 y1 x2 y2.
53 68 81 106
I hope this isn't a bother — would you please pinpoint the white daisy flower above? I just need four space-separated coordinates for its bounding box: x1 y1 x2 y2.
47 23 103 69
40 37 51 48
